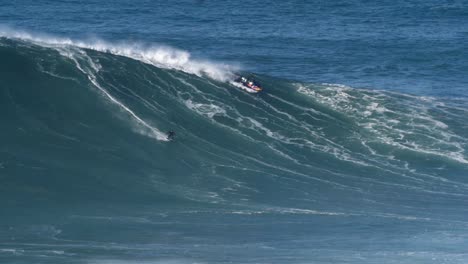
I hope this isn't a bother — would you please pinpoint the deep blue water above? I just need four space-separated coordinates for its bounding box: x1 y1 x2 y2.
1 1 468 263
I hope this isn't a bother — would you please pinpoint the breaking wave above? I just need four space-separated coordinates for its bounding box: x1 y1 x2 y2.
1 30 468 264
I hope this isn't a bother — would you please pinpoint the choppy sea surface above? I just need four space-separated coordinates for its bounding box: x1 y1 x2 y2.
1 1 468 263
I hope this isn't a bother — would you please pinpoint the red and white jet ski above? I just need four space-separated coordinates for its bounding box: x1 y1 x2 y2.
233 76 263 93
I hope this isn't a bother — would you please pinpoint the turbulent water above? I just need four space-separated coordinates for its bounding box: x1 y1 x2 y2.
1 1 468 263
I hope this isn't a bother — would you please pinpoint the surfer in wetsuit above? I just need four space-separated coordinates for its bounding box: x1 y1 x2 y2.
167 131 175 141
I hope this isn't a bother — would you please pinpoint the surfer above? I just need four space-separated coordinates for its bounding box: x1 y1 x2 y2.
167 131 175 141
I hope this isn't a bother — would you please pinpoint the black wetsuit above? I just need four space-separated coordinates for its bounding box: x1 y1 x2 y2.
167 131 175 140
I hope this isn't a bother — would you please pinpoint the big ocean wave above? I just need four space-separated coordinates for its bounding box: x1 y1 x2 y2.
1 30 468 263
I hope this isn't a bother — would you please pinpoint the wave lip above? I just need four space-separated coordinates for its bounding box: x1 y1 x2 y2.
0 27 238 81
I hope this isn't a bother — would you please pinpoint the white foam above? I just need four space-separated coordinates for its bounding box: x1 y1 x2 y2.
296 83 468 165
275 207 347 216
0 27 237 82
0 248 26 256
184 100 226 118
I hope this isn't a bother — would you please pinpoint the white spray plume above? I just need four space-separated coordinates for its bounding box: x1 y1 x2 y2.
0 26 238 82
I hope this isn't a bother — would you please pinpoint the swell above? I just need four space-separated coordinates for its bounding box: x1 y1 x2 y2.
0 35 468 222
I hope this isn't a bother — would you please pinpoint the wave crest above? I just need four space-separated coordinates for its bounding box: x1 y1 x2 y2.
0 27 237 81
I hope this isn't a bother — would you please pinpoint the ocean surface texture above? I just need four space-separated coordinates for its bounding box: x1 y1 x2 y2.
1 1 468 263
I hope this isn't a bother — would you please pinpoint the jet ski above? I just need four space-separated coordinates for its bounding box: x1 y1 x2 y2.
233 76 263 93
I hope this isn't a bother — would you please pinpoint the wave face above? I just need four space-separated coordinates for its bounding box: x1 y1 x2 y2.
1 36 468 263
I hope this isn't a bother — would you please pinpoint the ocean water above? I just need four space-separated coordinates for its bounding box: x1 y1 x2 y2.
1 1 468 263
